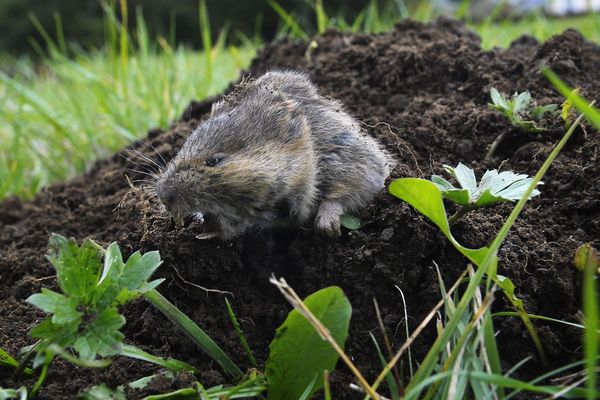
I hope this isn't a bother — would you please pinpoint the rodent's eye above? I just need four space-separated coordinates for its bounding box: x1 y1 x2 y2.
205 155 225 167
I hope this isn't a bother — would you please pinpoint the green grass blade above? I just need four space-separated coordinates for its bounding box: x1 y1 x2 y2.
401 107 588 399
369 333 400 400
544 69 600 129
315 0 328 34
144 289 242 378
492 311 595 331
199 0 213 89
224 298 258 368
267 0 309 39
482 312 504 398
581 245 599 399
120 344 198 374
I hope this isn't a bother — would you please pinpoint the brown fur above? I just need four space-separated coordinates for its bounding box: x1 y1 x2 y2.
155 70 392 239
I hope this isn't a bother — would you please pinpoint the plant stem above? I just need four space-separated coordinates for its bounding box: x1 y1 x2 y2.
448 206 472 226
484 131 506 161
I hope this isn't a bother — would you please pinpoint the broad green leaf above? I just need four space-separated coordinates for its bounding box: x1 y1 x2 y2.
389 178 489 265
73 308 125 360
47 234 103 302
266 286 351 400
340 215 362 230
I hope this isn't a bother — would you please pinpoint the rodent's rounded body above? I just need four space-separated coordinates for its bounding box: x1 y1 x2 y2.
156 70 392 239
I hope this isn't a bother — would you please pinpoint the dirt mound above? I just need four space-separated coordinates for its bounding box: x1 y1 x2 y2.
2 18 600 398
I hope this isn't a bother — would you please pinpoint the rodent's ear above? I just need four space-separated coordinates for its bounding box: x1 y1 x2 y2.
269 98 309 139
286 102 310 140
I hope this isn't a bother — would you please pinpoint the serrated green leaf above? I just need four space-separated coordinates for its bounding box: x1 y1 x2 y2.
445 163 477 195
513 91 531 115
95 247 163 309
266 286 351 400
78 384 126 400
431 175 455 191
533 104 558 120
502 179 540 200
27 289 81 325
389 178 489 265
47 234 103 302
433 165 540 207
441 189 471 206
340 215 362 230
473 189 503 207
490 87 507 109
73 308 125 360
121 251 162 291
30 318 79 348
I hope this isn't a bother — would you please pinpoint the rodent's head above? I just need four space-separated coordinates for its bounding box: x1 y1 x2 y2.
155 94 311 235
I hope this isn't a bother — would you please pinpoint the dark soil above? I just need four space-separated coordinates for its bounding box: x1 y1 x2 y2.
2 18 600 399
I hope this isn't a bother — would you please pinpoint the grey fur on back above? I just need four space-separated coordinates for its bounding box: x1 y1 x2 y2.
155 70 392 239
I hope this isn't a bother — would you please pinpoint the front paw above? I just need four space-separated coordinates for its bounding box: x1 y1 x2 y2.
314 201 343 237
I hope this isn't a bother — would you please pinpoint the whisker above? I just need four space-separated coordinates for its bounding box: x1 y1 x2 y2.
148 141 170 169
129 148 164 171
127 168 160 178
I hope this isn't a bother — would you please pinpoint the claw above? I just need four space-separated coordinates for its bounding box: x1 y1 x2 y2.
193 212 205 224
196 232 217 240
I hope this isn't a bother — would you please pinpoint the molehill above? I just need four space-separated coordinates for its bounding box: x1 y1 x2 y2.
1 18 599 399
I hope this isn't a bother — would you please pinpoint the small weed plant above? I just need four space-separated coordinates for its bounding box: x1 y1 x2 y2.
489 87 557 132
431 162 540 225
8 235 351 399
21 234 196 395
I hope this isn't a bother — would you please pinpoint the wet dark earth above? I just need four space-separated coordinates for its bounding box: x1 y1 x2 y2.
1 18 599 399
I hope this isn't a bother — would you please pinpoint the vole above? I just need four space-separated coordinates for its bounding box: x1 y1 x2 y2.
155 70 392 240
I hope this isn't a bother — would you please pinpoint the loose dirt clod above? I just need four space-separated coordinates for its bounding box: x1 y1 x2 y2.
1 19 600 398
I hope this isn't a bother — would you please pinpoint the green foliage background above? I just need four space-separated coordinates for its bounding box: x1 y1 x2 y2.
0 0 369 55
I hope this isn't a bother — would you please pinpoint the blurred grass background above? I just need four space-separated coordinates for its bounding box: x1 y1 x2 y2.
1 0 599 199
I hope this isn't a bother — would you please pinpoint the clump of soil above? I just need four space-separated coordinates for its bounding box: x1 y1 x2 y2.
1 18 599 399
